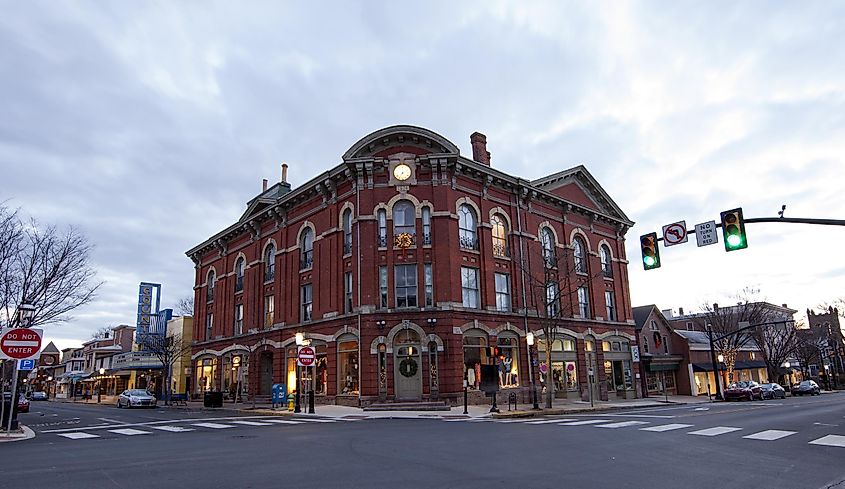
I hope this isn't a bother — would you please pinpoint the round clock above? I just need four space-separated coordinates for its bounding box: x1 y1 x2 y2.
393 163 412 181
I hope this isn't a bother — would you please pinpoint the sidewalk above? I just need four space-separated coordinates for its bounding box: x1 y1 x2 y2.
0 426 35 443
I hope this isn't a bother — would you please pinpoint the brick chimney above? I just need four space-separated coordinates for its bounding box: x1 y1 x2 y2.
281 162 288 183
678 307 684 316
262 178 268 191
470 132 491 165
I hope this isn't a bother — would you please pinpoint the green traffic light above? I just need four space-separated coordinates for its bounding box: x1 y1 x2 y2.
726 234 742 248
643 256 656 267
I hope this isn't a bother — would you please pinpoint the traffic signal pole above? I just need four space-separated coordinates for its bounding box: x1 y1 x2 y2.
653 215 845 244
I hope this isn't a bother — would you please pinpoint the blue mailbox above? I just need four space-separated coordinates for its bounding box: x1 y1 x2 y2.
271 383 286 406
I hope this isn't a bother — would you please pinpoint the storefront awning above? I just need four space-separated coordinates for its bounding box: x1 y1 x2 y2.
692 360 768 372
645 355 684 372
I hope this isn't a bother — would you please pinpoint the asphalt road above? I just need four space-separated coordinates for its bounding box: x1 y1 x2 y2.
4 394 845 489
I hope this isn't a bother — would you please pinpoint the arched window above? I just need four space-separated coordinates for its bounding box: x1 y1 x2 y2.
300 228 314 270
600 245 612 278
462 329 488 390
642 336 650 353
458 204 478 250
342 209 353 255
264 244 275 282
541 227 556 268
393 200 416 241
421 206 431 245
491 214 509 257
235 258 245 292
337 333 359 395
573 237 587 273
497 333 520 387
377 209 387 247
206 270 215 302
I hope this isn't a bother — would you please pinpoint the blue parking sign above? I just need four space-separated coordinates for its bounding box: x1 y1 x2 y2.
18 359 36 370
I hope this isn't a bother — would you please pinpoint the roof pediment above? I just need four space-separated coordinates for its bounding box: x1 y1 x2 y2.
532 165 632 225
342 125 460 161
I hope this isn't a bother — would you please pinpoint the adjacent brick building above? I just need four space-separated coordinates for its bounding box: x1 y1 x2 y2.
186 125 638 405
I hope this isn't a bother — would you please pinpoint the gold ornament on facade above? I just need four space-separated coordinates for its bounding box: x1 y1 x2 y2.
394 232 413 249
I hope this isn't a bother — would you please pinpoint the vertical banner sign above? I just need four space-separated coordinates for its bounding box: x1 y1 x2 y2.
136 282 162 337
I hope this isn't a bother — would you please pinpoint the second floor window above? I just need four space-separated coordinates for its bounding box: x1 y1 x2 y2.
377 209 387 247
265 244 276 282
344 271 353 313
495 273 510 312
461 266 480 308
264 295 274 329
394 264 417 308
491 214 508 257
301 284 313 322
577 286 590 318
235 258 245 292
205 312 213 340
605 291 616 321
300 228 314 270
642 336 649 353
458 204 478 250
234 304 243 335
206 271 215 302
541 227 556 268
600 245 612 278
424 263 433 307
546 281 560 317
343 209 353 255
422 206 431 245
379 266 388 308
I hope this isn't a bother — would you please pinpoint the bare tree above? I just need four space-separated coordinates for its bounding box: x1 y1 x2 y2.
174 296 194 317
137 332 192 405
90 326 112 340
795 323 826 379
516 235 605 408
701 288 777 383
0 205 102 328
750 318 799 386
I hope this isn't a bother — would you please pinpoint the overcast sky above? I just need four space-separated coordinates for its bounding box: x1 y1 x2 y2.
2 1 843 350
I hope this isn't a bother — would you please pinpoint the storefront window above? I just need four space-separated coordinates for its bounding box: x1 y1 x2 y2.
337 336 359 395
462 330 488 390
286 347 297 395
497 335 519 387
287 343 328 395
195 357 218 394
314 342 328 395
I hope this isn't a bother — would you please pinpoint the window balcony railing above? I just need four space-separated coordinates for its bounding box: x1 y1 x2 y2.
602 267 613 279
235 277 244 292
377 235 387 248
492 242 510 258
344 239 352 255
265 268 275 282
459 235 479 251
422 232 432 245
300 254 313 270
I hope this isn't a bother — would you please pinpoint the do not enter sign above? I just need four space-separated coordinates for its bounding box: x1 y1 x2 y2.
297 345 316 367
0 328 44 360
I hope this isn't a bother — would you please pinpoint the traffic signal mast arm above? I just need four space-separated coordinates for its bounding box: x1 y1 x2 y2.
653 216 845 242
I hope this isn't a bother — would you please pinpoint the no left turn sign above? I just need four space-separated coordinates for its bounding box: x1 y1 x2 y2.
662 221 688 246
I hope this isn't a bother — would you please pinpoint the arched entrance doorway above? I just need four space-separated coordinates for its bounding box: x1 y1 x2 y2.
393 329 422 400
259 351 274 396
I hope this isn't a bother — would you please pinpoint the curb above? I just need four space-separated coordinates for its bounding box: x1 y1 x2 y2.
0 425 35 443
492 400 690 419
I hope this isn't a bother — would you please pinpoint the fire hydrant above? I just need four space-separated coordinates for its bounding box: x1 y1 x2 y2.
287 392 295 412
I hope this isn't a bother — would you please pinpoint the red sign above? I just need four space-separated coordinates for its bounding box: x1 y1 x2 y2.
297 345 316 367
0 328 43 360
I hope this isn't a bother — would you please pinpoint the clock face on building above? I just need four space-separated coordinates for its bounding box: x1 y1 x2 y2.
393 163 412 181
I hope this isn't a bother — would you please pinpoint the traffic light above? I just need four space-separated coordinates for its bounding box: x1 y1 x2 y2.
640 232 660 270
720 208 748 251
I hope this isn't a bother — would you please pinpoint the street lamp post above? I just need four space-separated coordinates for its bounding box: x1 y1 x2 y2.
47 376 53 400
294 333 303 413
97 367 105 403
526 332 540 410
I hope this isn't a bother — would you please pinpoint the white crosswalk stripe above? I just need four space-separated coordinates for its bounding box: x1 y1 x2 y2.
295 418 337 423
261 419 305 425
57 432 100 439
228 420 273 426
595 421 649 429
640 423 694 432
809 435 845 448
688 426 742 437
743 430 796 441
192 422 235 429
525 419 576 425
108 428 151 436
152 426 195 433
558 419 611 426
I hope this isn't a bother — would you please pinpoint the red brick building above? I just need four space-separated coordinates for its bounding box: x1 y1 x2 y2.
186 125 638 406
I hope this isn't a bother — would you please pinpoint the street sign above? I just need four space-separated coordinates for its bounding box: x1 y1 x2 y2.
297 345 316 367
18 359 36 370
662 221 688 246
0 328 43 360
695 221 719 247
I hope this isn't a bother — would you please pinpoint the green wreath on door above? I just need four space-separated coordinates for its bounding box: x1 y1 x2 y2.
399 357 418 378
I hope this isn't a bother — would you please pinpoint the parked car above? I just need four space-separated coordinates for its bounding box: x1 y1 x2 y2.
117 389 157 408
30 391 48 401
724 380 763 401
791 380 821 396
760 383 786 399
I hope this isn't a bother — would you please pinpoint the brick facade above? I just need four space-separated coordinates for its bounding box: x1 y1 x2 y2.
186 125 638 405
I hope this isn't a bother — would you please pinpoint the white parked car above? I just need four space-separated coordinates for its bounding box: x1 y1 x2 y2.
117 389 157 408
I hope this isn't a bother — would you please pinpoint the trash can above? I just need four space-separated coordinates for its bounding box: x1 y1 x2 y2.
203 391 223 408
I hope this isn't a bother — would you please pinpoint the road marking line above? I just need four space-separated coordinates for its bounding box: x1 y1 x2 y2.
558 419 611 426
152 426 195 432
56 432 99 439
108 428 151 436
809 435 845 448
261 419 304 425
598 414 675 419
595 421 649 428
641 423 694 432
295 418 337 423
192 422 235 429
525 419 576 425
229 420 273 426
98 417 123 424
688 426 742 436
743 430 796 441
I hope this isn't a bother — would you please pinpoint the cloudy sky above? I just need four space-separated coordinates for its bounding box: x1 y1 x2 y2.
2 1 843 350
